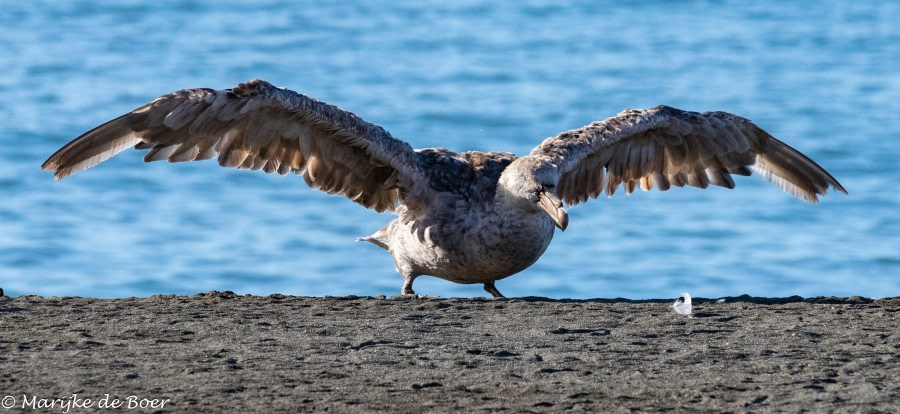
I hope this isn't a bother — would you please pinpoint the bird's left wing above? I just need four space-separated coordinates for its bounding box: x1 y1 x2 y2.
529 105 846 205
43 79 429 212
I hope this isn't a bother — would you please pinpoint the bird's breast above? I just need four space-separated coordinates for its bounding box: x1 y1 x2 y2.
387 206 555 283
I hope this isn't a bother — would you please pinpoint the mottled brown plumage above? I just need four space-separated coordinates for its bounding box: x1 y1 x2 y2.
43 80 846 297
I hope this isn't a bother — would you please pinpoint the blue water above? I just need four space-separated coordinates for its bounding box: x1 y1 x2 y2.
1 1 898 299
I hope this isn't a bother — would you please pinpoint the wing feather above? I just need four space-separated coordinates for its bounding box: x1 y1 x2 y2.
43 79 430 212
530 105 846 205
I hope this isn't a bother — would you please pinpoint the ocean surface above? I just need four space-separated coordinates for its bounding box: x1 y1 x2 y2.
2 1 898 299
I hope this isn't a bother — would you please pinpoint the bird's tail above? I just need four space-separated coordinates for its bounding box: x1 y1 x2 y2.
356 224 390 251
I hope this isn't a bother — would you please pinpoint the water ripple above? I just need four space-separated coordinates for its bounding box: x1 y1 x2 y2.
2 1 897 299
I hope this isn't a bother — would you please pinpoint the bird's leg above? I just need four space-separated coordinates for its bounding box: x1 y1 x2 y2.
484 281 505 298
401 275 417 296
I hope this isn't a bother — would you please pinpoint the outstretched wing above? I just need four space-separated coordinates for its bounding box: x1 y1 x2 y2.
530 105 846 205
42 79 428 212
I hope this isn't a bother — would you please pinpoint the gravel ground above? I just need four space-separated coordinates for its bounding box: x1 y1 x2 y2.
1 292 898 413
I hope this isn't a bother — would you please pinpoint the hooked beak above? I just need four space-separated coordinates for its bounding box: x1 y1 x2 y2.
538 191 569 231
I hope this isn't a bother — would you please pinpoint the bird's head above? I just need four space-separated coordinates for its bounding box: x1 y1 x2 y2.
498 157 568 231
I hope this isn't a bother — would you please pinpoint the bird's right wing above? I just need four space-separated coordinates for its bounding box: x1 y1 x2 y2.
42 79 432 212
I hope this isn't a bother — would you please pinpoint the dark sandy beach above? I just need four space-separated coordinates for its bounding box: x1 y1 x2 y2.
1 292 898 412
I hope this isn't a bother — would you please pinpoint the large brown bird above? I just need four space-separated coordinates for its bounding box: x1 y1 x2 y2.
43 79 846 297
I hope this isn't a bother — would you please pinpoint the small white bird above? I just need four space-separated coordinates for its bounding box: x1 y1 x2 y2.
672 292 693 317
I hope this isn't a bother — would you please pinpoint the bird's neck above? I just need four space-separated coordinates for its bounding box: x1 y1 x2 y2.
493 181 545 227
